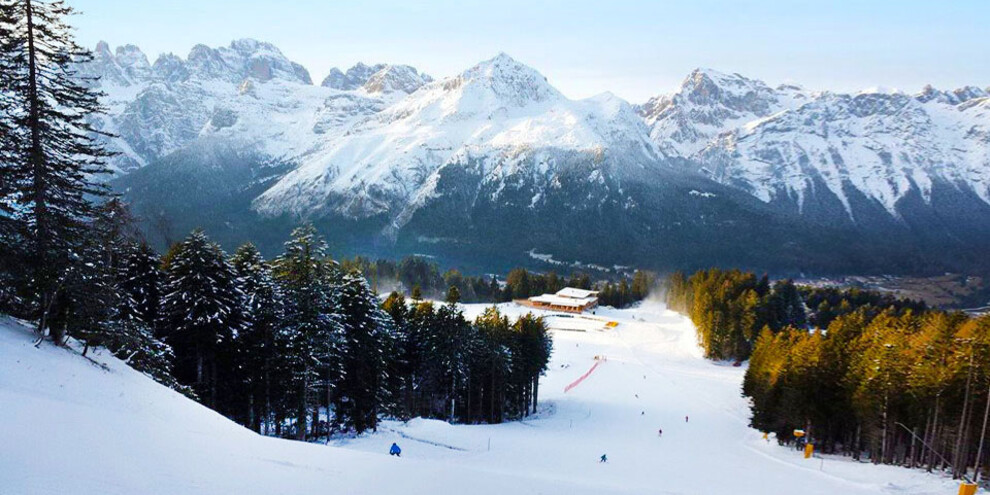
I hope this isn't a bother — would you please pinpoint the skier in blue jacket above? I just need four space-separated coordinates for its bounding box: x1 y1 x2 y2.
390 443 401 457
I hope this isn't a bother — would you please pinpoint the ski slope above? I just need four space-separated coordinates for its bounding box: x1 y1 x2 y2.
0 304 964 494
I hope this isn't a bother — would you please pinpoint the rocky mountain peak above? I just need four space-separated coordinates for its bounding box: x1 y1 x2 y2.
114 44 151 79
321 62 386 90
183 39 311 84
94 40 112 58
362 64 433 94
917 84 989 105
151 53 189 83
678 68 777 113
452 53 560 105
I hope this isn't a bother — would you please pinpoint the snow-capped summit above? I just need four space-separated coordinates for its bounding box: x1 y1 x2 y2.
448 53 561 107
254 53 659 229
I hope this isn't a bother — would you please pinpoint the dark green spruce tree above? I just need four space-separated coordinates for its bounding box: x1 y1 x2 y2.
231 242 289 434
161 229 246 407
274 224 342 440
119 242 164 338
334 270 395 433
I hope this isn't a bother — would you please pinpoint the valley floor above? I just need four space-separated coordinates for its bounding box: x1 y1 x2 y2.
0 302 967 494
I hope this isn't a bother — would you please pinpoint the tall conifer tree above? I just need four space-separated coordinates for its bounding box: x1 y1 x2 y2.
0 0 112 342
161 229 246 407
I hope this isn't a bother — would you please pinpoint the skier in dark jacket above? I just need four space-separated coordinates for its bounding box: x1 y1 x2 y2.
390 443 401 457
599 454 608 463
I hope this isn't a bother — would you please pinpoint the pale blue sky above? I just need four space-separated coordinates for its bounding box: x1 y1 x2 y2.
67 0 989 101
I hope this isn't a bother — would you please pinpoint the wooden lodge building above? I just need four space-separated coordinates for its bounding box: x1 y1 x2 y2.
515 287 600 314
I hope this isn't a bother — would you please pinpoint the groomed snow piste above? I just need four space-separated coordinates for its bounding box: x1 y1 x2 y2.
0 303 965 494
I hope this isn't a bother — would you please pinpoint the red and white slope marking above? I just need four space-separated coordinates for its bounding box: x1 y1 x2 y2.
0 303 965 495
564 360 602 393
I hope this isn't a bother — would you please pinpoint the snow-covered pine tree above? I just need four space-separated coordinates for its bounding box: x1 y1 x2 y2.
273 224 342 440
472 307 512 423
57 198 134 352
51 200 184 392
0 0 112 343
334 270 395 433
110 240 187 393
432 301 472 421
231 242 289 434
119 242 164 338
161 229 246 408
513 313 552 415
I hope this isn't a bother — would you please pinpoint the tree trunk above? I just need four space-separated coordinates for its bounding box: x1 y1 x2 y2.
852 423 861 461
312 409 319 439
532 374 539 415
248 393 256 433
25 0 56 343
196 352 204 385
974 380 990 483
466 374 472 423
929 396 941 472
909 426 918 468
880 389 889 464
211 361 217 409
297 374 308 441
955 350 975 479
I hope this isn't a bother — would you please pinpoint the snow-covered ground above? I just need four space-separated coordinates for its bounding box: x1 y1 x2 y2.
0 303 966 494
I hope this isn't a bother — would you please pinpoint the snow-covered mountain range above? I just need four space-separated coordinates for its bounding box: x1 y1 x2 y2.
93 39 990 274
83 39 430 173
254 53 660 230
642 69 990 225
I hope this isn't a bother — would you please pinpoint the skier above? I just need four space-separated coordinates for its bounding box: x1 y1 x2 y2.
389 442 401 457
599 454 608 463
685 415 689 423
658 428 663 437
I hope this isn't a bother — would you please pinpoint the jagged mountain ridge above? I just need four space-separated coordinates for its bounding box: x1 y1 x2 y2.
83 39 431 173
640 68 990 225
